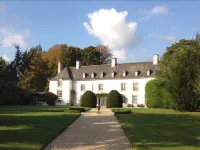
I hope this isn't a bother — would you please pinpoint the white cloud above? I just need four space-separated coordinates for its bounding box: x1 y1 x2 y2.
139 5 168 20
83 8 142 60
149 33 176 43
1 33 28 48
113 49 127 60
0 2 30 49
2 55 10 61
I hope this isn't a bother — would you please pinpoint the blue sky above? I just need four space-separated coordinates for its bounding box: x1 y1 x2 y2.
0 1 200 62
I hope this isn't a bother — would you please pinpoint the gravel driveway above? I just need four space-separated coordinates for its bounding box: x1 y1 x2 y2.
44 107 133 150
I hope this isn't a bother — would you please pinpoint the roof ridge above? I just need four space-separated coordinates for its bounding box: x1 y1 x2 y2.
69 61 153 68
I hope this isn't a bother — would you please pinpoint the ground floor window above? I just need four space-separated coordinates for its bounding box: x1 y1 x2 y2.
122 95 128 103
57 90 62 98
132 95 137 104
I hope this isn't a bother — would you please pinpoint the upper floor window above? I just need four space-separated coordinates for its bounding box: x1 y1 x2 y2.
91 72 94 78
98 84 103 91
83 72 86 78
133 83 139 91
121 83 126 91
147 70 150 76
111 71 115 77
57 90 62 98
132 95 137 104
100 71 104 78
123 70 126 77
81 84 86 92
135 70 139 76
58 79 62 87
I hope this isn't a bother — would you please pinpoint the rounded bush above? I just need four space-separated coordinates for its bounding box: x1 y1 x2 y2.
44 92 57 106
80 90 97 108
106 90 123 108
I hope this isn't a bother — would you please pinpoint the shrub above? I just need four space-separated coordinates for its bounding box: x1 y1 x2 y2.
64 110 81 113
68 107 85 112
43 92 57 106
127 104 134 107
80 90 97 108
137 104 145 108
106 90 123 108
145 79 173 109
112 108 132 114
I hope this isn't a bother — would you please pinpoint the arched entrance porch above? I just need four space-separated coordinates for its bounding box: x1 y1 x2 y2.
96 93 108 107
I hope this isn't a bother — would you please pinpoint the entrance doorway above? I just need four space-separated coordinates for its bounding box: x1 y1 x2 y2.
100 97 107 106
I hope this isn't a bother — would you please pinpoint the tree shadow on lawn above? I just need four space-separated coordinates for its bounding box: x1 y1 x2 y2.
116 112 200 150
0 112 79 150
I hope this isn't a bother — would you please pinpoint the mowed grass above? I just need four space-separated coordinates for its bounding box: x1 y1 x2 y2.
0 105 90 112
115 108 200 150
0 107 80 150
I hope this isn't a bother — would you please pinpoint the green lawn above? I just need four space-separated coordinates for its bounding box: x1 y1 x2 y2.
115 108 200 150
0 107 80 150
0 105 90 112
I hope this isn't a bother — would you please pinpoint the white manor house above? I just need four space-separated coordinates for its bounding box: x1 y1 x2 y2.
49 54 159 106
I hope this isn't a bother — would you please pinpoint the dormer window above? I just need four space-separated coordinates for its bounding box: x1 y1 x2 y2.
100 71 104 78
123 70 126 77
83 72 86 78
135 70 139 76
91 72 94 78
111 71 115 77
147 70 150 76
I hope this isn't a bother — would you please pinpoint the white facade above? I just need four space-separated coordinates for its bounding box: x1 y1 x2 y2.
49 55 159 106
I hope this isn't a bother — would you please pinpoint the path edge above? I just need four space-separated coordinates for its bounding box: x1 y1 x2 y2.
41 113 81 150
114 114 134 150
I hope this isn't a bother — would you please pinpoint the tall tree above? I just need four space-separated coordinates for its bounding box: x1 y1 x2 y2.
82 46 101 65
59 45 82 67
95 44 112 64
0 57 7 73
157 38 200 111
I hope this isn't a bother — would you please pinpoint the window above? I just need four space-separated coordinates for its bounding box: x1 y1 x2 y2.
98 84 103 91
100 71 104 78
121 83 126 91
111 71 115 77
80 84 85 91
135 71 138 76
147 70 150 76
58 79 62 87
57 90 62 98
91 72 94 78
122 95 128 103
132 96 137 104
83 72 86 78
133 83 139 91
123 71 126 77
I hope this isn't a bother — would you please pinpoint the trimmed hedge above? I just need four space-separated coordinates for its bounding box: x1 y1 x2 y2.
112 108 132 114
80 90 97 108
145 79 174 109
68 107 86 112
64 110 81 113
106 90 123 108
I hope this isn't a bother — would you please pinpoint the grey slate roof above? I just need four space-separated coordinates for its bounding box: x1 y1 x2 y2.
50 61 157 81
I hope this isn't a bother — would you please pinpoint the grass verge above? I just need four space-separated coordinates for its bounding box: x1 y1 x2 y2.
0 109 80 150
115 108 200 150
